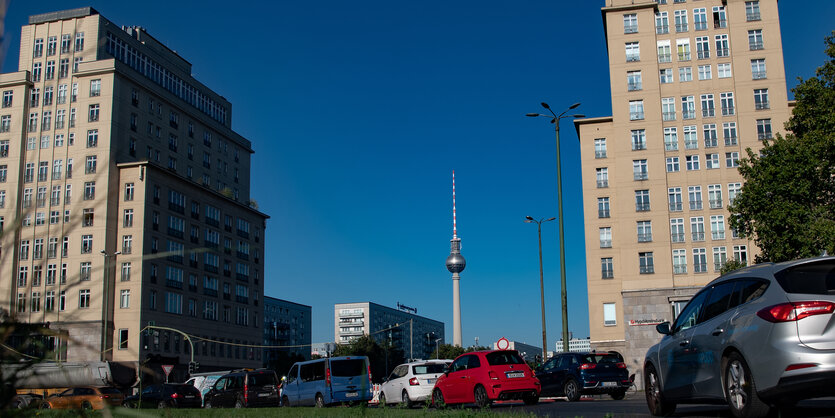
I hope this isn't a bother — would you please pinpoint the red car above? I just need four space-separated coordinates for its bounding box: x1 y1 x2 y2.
432 350 540 408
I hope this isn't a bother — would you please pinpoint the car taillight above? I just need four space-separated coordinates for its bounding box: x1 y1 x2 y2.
580 363 596 370
757 301 835 322
367 364 372 382
488 371 499 380
409 377 419 386
326 367 331 387
171 392 180 399
616 362 627 369
531 370 536 377
244 384 248 403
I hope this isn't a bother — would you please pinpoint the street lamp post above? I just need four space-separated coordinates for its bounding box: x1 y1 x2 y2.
525 216 555 362
526 102 584 353
100 250 121 361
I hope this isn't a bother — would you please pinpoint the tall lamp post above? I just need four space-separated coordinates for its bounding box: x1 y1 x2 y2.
100 250 121 361
526 102 584 353
525 215 555 362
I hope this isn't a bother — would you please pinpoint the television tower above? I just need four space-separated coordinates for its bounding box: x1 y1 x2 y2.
445 170 466 347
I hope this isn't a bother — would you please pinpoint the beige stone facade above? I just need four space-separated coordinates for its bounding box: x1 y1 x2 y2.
575 0 791 387
0 7 267 373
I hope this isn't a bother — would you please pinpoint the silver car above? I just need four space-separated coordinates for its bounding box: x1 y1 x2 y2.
644 256 835 418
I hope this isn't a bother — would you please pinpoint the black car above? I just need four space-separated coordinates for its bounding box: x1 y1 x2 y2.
203 369 280 408
123 384 202 408
535 352 631 401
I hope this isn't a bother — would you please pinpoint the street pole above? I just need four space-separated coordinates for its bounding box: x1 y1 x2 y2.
410 319 413 361
525 216 555 362
527 102 584 353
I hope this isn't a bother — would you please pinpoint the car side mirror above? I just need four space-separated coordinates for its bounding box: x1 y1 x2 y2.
656 321 672 335
281 376 286 382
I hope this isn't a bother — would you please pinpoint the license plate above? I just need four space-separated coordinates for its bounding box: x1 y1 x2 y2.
345 392 358 398
602 382 617 387
258 393 270 397
506 372 525 378
185 395 195 399
427 379 435 384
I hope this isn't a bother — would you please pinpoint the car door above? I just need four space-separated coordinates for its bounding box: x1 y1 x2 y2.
50 388 73 409
441 355 470 403
690 281 738 398
140 385 159 408
657 289 710 400
536 357 559 396
283 365 299 405
384 365 405 403
552 354 573 394
209 377 227 406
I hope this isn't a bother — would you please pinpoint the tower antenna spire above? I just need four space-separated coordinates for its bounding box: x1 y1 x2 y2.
446 169 466 347
452 169 457 239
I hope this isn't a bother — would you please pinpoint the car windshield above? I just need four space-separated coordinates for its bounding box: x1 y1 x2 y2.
486 351 525 366
581 354 622 364
248 373 276 386
413 363 446 374
331 359 366 377
775 260 835 295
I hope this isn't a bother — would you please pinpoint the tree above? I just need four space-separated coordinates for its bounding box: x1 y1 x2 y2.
719 259 748 275
332 335 404 383
729 32 835 262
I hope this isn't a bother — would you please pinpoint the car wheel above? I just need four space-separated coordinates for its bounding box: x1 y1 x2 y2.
724 352 771 418
157 400 169 409
563 379 581 402
432 388 445 409
474 385 491 408
610 390 627 400
81 401 93 410
315 393 325 408
401 390 412 408
281 395 289 407
645 363 676 416
523 394 539 405
204 400 212 409
235 398 244 408
40 402 51 409
378 391 386 406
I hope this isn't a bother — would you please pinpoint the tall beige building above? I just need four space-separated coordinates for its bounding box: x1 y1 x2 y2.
0 8 268 375
575 0 791 384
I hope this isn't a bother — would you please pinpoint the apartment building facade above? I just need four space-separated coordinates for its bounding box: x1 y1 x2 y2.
0 8 268 372
575 0 791 385
263 296 311 367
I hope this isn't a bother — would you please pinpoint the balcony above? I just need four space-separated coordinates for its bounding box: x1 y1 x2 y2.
714 19 727 29
236 251 249 260
704 138 718 148
626 54 640 63
598 209 610 218
674 265 687 274
758 132 773 140
624 25 638 34
752 71 767 80
203 288 218 297
675 24 688 33
206 218 219 227
640 265 655 274
671 233 685 243
166 279 183 289
600 240 612 249
236 296 248 304
702 108 715 118
722 106 735 116
669 202 683 212
657 54 671 63
710 199 723 209
597 180 608 188
690 201 703 210
663 112 676 121
692 232 705 241
747 12 761 21
724 136 737 146
656 25 669 35
697 50 710 60
694 263 709 273
634 172 648 181
237 273 249 281
595 151 607 159
630 112 645 121
749 41 764 51
712 231 726 240
637 234 653 243
628 82 642 91
636 203 651 212
755 101 770 110
716 48 729 57
694 21 707 31
682 110 696 120
602 270 614 279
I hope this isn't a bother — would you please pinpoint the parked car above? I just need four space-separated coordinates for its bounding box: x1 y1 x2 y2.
281 356 373 407
40 386 124 410
379 359 451 407
203 369 280 408
432 350 540 408
10 393 44 409
536 351 630 401
122 383 201 408
644 256 835 418
184 370 232 406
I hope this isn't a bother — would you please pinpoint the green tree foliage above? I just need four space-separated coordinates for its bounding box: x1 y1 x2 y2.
332 335 404 383
428 344 491 360
730 32 835 262
719 259 748 275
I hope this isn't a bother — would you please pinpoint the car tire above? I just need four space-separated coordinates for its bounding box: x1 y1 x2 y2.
474 385 491 408
564 379 581 402
645 363 676 416
401 390 412 408
432 388 446 409
379 391 386 406
281 395 289 407
81 401 92 410
204 400 213 409
724 352 771 418
40 402 51 409
523 394 539 405
235 398 244 408
158 400 169 409
610 390 627 400
315 393 325 408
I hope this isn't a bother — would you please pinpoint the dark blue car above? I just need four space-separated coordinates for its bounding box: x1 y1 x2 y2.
535 352 631 401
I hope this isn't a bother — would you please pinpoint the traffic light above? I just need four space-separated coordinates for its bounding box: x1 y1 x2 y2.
188 361 198 374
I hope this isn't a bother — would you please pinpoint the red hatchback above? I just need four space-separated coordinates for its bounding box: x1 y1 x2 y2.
432 350 540 408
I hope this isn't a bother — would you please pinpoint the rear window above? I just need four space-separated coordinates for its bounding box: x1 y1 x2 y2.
485 351 525 366
248 372 277 387
413 363 446 374
581 353 622 364
776 261 835 295
99 387 121 394
330 359 366 377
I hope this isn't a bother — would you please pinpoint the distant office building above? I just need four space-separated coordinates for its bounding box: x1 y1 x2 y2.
263 297 311 367
310 342 335 358
334 302 444 360
574 0 791 386
554 337 592 354
0 7 268 374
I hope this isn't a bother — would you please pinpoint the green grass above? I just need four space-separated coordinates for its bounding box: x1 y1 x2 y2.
7 405 538 418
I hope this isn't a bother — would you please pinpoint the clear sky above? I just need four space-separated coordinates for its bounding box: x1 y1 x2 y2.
4 1 833 350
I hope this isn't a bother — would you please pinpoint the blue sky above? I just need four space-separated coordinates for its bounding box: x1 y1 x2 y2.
4 1 833 349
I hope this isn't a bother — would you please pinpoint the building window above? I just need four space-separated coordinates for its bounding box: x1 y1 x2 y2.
673 249 687 273
691 216 706 242
662 97 676 121
601 258 614 279
660 68 673 84
751 58 767 79
686 155 700 171
88 104 99 122
748 29 764 50
677 38 691 61
79 289 91 308
726 152 740 168
599 227 612 248
122 235 133 254
120 289 130 308
598 197 610 218
631 129 646 150
81 235 93 254
693 248 708 272
681 96 695 119
733 245 749 265
689 186 703 210
671 218 685 243
664 127 678 151
594 138 607 158
627 71 642 91
635 189 650 211
717 63 732 78
696 36 710 59
121 262 131 282
656 11 669 34
75 32 85 51
603 303 617 326
123 209 134 227
706 153 720 169
703 124 718 148
637 221 652 242
633 160 648 180
715 34 729 57
623 13 638 33
85 155 97 174
698 64 712 80
596 168 609 188
720 92 735 116
679 66 693 82
754 89 770 110
87 130 98 147
674 10 688 32
756 118 772 140
668 187 683 211
84 181 95 200
657 40 671 63
625 42 640 62
639 252 654 274
90 79 101 97
710 215 726 240
666 157 680 173
723 122 737 146
700 94 714 117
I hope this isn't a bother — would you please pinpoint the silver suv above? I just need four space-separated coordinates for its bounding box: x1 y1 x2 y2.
644 257 835 418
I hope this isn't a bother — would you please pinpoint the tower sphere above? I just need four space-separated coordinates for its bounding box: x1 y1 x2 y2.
446 253 466 273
